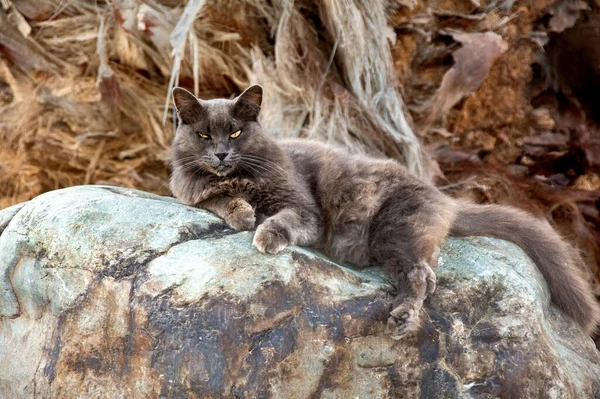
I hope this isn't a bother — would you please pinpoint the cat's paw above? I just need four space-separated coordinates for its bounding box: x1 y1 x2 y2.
386 301 421 340
225 198 255 231
385 263 434 340
252 224 289 254
228 212 256 231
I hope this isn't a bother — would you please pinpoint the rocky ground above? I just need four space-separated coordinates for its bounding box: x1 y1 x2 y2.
1 1 599 308
1 186 599 398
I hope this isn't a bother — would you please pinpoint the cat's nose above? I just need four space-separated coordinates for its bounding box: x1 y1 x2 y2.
215 153 228 161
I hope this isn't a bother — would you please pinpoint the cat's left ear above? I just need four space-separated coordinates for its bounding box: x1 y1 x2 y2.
232 85 263 121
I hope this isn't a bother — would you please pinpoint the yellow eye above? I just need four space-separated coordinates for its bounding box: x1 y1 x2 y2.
198 133 210 140
230 130 242 139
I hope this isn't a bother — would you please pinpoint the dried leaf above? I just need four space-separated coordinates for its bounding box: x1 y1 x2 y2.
162 0 206 125
13 0 60 21
522 132 568 148
574 174 600 191
430 9 487 20
529 108 555 131
0 9 60 73
7 5 31 37
425 30 508 125
546 0 589 33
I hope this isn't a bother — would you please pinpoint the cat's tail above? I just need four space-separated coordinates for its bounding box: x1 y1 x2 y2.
449 200 600 333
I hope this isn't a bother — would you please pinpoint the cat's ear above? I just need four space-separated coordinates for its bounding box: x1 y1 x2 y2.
232 85 263 121
172 87 204 124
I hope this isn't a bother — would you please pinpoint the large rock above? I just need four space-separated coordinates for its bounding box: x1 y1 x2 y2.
0 186 599 398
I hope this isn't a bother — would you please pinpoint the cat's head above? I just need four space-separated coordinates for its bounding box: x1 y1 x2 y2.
171 85 264 177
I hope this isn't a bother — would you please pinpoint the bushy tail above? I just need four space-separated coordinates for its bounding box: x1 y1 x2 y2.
450 200 600 333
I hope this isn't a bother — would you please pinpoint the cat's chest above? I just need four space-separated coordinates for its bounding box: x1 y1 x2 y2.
203 176 259 200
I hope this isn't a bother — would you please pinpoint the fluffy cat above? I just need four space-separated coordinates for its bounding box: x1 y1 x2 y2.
169 85 600 339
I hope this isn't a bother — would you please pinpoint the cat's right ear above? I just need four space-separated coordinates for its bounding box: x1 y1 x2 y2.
172 87 204 124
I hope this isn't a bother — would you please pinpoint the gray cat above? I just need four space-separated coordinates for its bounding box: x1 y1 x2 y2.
169 85 600 339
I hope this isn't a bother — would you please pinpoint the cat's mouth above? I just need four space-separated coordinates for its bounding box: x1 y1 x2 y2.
214 163 233 176
198 160 235 176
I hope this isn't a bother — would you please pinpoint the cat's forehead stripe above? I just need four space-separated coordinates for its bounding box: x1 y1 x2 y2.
205 100 233 129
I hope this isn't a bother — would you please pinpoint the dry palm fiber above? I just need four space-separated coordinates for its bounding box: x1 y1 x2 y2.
0 0 430 210
246 0 432 180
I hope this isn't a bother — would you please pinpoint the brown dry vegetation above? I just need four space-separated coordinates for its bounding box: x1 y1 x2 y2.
1 0 600 291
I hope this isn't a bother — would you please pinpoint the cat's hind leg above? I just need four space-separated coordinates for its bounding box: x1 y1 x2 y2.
384 245 440 340
369 200 451 340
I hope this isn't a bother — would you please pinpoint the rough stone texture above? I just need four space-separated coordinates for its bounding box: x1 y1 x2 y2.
1 186 600 398
0 202 25 235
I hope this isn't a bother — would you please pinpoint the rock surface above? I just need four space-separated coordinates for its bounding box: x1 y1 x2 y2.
1 186 599 398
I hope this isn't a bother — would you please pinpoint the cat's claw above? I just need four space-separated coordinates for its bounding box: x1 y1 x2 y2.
253 225 289 254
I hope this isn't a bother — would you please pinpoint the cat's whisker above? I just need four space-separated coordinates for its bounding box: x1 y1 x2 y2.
175 158 198 166
240 162 271 176
241 158 285 177
241 155 288 175
243 154 288 172
173 159 201 170
156 176 174 193
172 155 202 165
158 168 199 194
175 154 200 161
240 160 267 174
238 163 260 177
176 163 202 174
172 162 200 172
155 161 202 193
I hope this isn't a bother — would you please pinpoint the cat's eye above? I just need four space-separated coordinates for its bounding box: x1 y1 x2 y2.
230 130 242 139
198 132 211 140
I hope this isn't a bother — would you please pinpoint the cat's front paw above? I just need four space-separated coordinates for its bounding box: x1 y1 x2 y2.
225 198 256 231
228 212 256 231
252 224 289 254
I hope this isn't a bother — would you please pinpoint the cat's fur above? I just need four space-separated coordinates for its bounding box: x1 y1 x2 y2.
169 85 600 338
